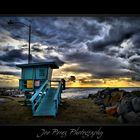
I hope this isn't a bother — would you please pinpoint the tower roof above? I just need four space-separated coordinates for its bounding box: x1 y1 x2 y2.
16 61 59 69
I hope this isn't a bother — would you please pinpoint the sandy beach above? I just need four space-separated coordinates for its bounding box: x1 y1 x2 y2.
0 96 117 125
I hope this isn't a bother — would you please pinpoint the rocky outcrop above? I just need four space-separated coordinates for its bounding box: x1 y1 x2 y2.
131 97 140 112
117 97 133 115
0 88 23 97
105 105 117 116
88 88 140 124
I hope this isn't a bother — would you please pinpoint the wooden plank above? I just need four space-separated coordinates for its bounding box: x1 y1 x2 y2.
34 88 57 116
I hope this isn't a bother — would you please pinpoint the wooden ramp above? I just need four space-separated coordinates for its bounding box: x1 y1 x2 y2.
30 80 62 117
33 88 57 116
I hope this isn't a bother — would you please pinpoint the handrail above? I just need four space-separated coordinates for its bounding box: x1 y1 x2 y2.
53 80 62 113
32 88 50 113
30 79 63 115
30 79 49 113
53 81 62 101
30 79 48 103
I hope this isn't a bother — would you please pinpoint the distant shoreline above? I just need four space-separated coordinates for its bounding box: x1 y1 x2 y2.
0 87 19 89
66 87 140 89
0 86 140 89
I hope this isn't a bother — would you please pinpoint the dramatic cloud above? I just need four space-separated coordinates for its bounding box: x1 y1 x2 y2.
87 18 140 52
68 76 76 82
0 49 27 62
0 71 20 76
0 16 140 87
64 51 130 78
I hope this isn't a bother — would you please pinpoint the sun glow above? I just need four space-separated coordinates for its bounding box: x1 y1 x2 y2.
0 74 19 87
66 77 140 88
0 64 140 88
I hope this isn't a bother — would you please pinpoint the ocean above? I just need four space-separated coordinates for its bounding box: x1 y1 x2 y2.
61 87 140 99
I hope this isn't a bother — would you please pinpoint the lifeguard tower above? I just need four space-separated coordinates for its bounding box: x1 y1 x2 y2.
16 61 65 116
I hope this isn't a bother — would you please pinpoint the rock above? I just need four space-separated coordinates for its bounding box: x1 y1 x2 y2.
117 98 133 115
109 91 124 106
131 97 140 112
131 90 140 97
103 94 112 107
110 88 119 92
99 104 105 112
88 94 93 99
136 112 140 122
118 115 125 123
123 111 137 123
88 87 140 124
88 94 97 99
122 91 131 98
99 88 119 95
93 98 103 105
102 90 124 107
105 105 117 116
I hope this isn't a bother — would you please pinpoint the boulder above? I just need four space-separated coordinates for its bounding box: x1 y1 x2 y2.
117 97 133 115
99 104 105 112
105 105 117 116
99 88 119 95
118 115 125 123
131 90 140 97
109 91 124 106
136 112 140 122
93 98 103 105
103 94 112 107
109 88 119 92
122 91 131 98
136 112 140 123
123 111 137 123
88 94 97 99
131 97 140 112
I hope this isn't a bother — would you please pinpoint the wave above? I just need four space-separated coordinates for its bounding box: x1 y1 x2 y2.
61 87 140 99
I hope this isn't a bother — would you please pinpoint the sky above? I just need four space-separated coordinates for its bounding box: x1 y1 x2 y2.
0 16 140 87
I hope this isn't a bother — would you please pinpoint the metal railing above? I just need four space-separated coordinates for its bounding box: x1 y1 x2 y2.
30 79 63 115
30 79 49 113
53 81 63 112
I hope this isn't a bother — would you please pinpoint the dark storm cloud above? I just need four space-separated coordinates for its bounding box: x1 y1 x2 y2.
64 51 130 78
0 45 13 52
129 55 140 64
1 17 140 50
87 23 140 52
0 49 27 62
105 46 120 57
1 17 140 82
130 33 140 50
132 73 140 81
126 56 140 81
0 71 20 76
13 17 102 46
31 55 64 66
43 56 64 66
0 61 17 67
79 78 103 85
82 19 102 36
67 76 76 82
32 44 43 52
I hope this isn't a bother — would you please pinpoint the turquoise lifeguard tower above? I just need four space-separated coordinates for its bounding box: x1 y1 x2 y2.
16 61 65 116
